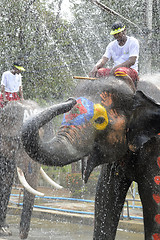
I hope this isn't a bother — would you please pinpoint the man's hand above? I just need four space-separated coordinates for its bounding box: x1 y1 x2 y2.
89 57 109 78
20 97 24 102
3 97 8 103
89 66 98 77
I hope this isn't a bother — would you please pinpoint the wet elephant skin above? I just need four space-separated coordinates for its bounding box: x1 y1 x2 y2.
22 76 160 240
0 100 50 239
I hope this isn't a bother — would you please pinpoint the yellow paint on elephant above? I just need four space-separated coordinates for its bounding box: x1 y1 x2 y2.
90 104 108 130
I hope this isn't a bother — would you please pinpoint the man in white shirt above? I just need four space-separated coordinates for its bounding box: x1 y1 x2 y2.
0 62 25 107
89 21 139 91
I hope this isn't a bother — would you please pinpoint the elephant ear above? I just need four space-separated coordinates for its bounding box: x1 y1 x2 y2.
127 90 160 151
0 101 24 137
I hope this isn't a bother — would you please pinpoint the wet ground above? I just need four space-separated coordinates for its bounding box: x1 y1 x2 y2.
3 186 144 239
0 215 144 240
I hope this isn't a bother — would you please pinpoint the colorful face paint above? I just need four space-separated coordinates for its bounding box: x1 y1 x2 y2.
62 97 94 126
100 92 113 108
62 97 108 130
155 214 160 225
152 233 160 240
154 176 160 185
91 104 108 130
153 194 160 204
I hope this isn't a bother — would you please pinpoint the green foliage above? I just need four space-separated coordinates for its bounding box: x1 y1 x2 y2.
70 0 159 74
65 173 84 198
41 164 100 198
40 165 72 188
151 0 160 72
64 171 100 198
0 0 76 101
0 0 158 102
42 164 71 177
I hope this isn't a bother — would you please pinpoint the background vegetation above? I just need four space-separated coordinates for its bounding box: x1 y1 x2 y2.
1 0 159 197
0 0 159 102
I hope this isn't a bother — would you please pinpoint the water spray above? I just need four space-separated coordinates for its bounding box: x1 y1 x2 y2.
90 0 142 32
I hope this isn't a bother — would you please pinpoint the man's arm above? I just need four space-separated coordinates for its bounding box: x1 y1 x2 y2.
110 56 137 75
89 56 109 77
1 85 8 102
19 86 24 100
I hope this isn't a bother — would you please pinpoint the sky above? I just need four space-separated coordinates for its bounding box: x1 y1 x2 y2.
47 0 82 21
61 0 73 20
46 0 73 21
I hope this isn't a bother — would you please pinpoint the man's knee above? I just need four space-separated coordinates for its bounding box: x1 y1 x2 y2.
97 68 111 77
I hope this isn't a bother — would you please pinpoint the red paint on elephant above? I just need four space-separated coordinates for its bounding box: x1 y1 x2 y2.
154 176 160 185
152 233 160 240
155 214 160 225
157 157 160 169
153 194 160 204
100 92 113 107
65 98 87 122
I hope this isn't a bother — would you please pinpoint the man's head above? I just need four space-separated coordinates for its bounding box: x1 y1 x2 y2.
110 21 126 35
13 62 25 74
110 21 127 44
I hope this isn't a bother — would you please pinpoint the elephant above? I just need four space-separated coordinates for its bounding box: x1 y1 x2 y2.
22 74 160 240
0 100 62 239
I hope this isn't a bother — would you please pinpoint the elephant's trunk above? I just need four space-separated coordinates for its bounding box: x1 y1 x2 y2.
22 98 83 166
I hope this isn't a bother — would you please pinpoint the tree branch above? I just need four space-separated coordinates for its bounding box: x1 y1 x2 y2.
90 0 142 32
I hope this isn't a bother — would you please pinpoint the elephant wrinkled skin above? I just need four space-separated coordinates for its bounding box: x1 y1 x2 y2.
22 75 160 240
0 100 51 239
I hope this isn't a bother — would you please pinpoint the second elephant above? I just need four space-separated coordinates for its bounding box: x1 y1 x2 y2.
0 100 54 239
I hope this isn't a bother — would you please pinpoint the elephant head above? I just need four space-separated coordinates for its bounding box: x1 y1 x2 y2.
22 76 160 177
22 75 160 239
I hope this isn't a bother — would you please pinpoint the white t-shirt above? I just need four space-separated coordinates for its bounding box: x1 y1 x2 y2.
1 71 22 93
103 36 139 72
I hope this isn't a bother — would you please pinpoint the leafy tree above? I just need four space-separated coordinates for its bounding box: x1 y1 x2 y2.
0 0 76 102
0 0 158 104
68 0 159 74
152 0 160 72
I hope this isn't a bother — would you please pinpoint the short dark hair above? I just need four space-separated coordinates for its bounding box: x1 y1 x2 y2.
110 21 126 35
13 62 25 71
13 62 22 67
111 21 125 30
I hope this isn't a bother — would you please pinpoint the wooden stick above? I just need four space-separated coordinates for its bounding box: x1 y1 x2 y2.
73 76 97 80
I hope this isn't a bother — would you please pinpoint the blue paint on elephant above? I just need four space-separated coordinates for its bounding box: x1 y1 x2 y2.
62 97 94 126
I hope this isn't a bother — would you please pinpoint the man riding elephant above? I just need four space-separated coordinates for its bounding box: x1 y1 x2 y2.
89 21 139 91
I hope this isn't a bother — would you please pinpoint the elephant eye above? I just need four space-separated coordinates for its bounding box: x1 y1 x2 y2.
91 103 108 130
95 117 105 124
